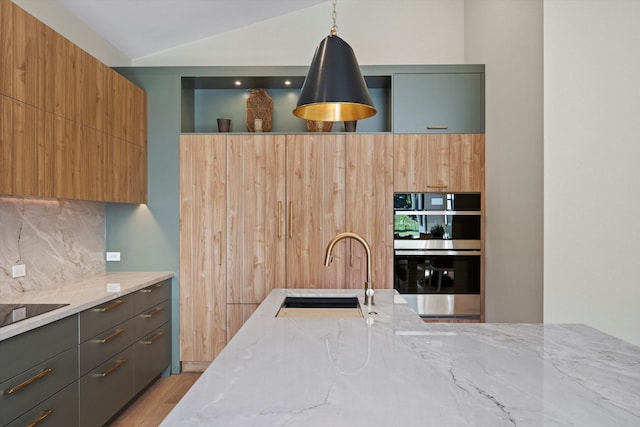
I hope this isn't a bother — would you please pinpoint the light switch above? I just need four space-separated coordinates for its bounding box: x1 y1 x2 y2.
11 264 26 278
106 252 121 261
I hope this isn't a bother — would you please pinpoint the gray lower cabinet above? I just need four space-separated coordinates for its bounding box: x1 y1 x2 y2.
6 382 79 427
78 279 172 426
393 71 485 134
0 316 77 426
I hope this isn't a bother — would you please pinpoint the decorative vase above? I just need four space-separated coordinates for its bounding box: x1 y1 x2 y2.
306 120 333 132
217 117 231 132
344 120 357 132
246 89 273 132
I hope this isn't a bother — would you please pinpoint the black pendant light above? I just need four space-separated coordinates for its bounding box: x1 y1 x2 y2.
293 0 376 122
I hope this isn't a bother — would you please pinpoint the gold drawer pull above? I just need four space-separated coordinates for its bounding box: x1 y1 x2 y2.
4 368 53 395
95 299 125 312
427 125 449 130
141 331 164 345
141 306 165 318
288 201 293 238
277 201 282 238
96 359 127 378
26 409 53 427
96 328 126 344
426 184 448 189
139 283 163 293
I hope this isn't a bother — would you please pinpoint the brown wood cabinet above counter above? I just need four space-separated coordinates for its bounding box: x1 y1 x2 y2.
0 0 147 203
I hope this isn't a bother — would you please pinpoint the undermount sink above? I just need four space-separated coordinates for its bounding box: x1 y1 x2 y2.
276 295 363 318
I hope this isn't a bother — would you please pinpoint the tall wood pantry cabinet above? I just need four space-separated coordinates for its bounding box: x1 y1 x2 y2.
179 133 393 368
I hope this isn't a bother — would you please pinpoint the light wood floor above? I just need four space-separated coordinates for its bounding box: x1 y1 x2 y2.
109 373 201 427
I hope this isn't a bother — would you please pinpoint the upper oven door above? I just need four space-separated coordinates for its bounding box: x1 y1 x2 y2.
394 193 481 241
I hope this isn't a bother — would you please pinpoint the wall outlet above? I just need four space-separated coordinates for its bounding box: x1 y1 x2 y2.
106 252 121 262
12 264 26 278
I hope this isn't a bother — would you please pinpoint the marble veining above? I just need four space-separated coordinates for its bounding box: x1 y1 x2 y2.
161 289 640 427
0 197 105 298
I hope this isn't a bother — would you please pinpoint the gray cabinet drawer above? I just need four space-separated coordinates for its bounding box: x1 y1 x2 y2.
393 72 484 134
79 346 134 427
6 381 79 427
0 347 78 425
79 318 135 376
134 300 170 340
80 296 134 342
134 322 170 394
0 315 76 384
133 279 171 313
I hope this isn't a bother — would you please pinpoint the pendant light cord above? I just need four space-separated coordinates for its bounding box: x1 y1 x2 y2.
330 0 338 36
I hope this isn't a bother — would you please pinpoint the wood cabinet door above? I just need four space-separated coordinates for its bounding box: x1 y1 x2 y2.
227 134 286 304
286 134 347 289
346 134 394 291
179 134 227 364
394 134 449 192
10 98 39 196
448 134 485 192
0 95 12 195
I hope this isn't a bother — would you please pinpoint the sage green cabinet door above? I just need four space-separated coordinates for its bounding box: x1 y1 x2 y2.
393 73 484 134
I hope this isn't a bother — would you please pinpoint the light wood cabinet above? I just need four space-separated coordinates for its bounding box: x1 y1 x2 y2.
179 134 227 368
394 134 484 193
226 134 286 304
286 134 347 289
0 0 147 203
345 134 394 290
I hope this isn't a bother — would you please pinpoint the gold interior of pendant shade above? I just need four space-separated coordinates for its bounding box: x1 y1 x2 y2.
292 102 377 123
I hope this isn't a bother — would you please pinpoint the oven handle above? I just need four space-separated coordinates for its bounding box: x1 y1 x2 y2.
394 250 481 256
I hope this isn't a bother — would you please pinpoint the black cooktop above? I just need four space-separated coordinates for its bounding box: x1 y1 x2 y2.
0 303 69 328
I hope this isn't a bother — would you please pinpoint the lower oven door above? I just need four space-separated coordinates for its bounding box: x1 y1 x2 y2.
399 294 480 319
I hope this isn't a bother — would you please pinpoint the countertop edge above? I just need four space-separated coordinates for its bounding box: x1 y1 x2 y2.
0 271 174 341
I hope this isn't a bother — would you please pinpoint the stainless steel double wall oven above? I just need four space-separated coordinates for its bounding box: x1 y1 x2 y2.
394 193 482 320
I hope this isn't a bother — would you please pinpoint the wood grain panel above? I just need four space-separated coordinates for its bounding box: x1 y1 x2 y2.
8 2 43 106
131 84 147 147
227 134 286 304
286 134 346 289
0 95 12 195
448 134 485 192
346 134 394 290
179 134 227 363
227 303 259 342
80 51 106 131
38 111 61 198
42 25 68 117
0 0 13 97
11 98 39 196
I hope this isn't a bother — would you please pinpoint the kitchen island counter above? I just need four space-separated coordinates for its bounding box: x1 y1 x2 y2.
162 289 640 426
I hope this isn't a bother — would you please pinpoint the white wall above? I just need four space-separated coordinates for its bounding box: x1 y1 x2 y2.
544 0 640 346
134 0 465 66
464 0 544 322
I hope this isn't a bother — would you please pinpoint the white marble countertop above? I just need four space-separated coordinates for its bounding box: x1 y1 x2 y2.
0 271 173 341
161 289 640 427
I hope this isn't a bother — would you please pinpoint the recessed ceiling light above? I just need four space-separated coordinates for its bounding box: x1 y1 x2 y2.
284 80 291 86
235 80 241 86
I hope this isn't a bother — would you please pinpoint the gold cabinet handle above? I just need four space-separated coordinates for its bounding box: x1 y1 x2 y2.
96 359 127 378
94 299 125 312
96 328 126 344
277 201 282 238
288 201 293 238
141 306 165 318
4 368 53 395
140 331 164 345
139 283 163 293
426 184 448 189
218 231 222 265
427 125 449 130
26 409 53 427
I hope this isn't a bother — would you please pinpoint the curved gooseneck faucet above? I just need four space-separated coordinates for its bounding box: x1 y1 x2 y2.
324 232 374 308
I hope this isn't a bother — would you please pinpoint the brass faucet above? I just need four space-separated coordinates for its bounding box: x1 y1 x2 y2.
324 232 374 307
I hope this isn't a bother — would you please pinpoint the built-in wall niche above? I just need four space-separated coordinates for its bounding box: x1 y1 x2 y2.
181 75 391 133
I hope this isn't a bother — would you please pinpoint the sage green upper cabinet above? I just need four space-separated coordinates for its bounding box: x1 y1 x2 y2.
393 70 484 134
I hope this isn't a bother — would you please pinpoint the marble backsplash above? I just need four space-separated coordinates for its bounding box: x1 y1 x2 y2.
0 197 105 298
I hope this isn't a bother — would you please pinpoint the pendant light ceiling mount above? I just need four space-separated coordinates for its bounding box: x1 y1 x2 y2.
292 0 376 123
